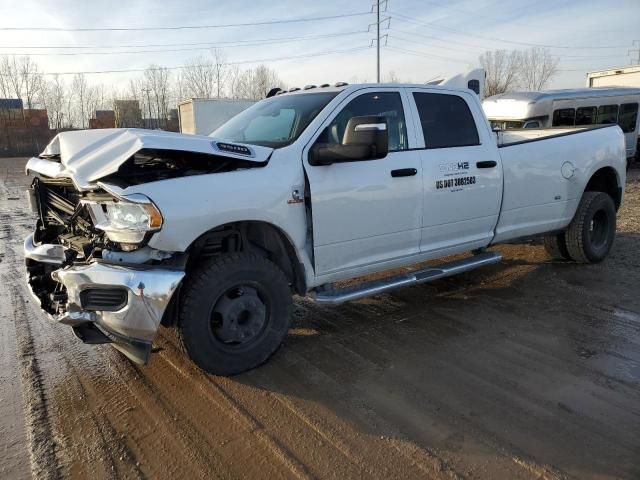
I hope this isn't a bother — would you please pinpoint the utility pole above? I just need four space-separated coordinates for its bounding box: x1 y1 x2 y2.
370 1 390 83
629 40 640 65
376 1 380 83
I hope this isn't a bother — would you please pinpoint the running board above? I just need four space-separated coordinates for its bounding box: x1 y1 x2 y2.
310 251 502 305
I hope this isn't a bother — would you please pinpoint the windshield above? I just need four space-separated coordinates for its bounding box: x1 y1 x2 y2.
210 92 339 148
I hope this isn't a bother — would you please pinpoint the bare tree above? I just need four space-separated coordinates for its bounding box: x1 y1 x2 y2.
479 49 521 97
0 59 8 99
251 65 281 99
127 78 141 104
174 71 186 103
386 71 400 83
480 48 559 96
0 56 24 102
518 47 559 91
227 65 247 99
142 65 171 128
72 73 95 128
19 56 43 109
229 64 282 100
211 48 228 98
0 56 44 109
41 75 67 130
182 55 216 98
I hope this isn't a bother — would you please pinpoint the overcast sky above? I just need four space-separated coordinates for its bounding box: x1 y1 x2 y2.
0 0 638 91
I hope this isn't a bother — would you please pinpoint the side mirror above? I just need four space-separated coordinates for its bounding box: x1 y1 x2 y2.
309 115 389 166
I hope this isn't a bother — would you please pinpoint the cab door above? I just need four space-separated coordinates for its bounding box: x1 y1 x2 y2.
303 88 423 278
407 88 503 254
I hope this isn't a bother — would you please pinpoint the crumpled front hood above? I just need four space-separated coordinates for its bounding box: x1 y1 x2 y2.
27 128 273 190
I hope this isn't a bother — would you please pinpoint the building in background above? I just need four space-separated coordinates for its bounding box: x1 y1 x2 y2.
167 108 179 132
114 100 143 128
587 65 640 88
89 110 116 129
142 110 179 132
0 98 53 156
0 98 24 128
178 98 255 135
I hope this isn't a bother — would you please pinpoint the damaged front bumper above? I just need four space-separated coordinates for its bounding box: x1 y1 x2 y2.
24 233 184 364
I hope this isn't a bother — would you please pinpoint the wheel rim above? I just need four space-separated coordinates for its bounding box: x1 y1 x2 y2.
589 209 609 250
209 285 268 348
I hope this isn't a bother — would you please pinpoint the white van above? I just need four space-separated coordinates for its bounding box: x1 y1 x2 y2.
426 68 485 98
482 87 640 162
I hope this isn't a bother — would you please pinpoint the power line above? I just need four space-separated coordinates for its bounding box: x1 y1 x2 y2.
388 33 630 61
0 31 368 56
0 11 371 32
404 0 549 29
389 11 630 49
384 45 471 64
390 29 630 59
2 46 372 76
0 30 367 50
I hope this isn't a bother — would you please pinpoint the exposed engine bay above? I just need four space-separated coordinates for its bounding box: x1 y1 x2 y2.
28 175 121 315
100 148 264 187
27 147 261 316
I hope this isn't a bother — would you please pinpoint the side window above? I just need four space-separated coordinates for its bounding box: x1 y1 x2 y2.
320 92 408 151
597 105 618 124
575 106 597 126
618 103 639 133
412 92 480 148
523 121 540 129
552 108 575 126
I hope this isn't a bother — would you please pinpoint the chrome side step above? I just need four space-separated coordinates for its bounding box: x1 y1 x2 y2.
310 251 502 305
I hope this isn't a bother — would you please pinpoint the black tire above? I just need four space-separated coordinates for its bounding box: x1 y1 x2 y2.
178 252 292 376
542 234 571 260
564 191 616 264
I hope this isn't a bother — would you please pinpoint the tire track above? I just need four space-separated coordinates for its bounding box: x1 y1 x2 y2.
0 213 60 479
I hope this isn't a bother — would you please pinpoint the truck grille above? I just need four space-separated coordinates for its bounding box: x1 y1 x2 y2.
32 177 99 257
33 177 81 227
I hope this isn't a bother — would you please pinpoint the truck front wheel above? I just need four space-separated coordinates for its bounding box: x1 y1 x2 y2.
177 252 292 375
564 191 616 263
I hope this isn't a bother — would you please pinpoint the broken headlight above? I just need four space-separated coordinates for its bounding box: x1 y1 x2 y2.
91 194 163 247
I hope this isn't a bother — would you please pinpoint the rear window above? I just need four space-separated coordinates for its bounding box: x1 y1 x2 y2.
552 108 575 126
575 106 597 126
618 103 639 133
597 105 618 125
413 92 479 148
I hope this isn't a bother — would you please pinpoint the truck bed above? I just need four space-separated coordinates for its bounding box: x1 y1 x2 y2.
492 124 625 243
497 125 612 147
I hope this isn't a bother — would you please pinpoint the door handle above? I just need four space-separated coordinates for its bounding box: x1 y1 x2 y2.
391 168 418 177
476 161 497 168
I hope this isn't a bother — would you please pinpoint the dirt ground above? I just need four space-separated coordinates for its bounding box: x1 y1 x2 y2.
1 157 639 480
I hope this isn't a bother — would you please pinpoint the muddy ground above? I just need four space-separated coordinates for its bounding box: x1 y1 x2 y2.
1 157 639 480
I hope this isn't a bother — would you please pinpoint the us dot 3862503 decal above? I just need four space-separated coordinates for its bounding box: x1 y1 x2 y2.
436 176 476 189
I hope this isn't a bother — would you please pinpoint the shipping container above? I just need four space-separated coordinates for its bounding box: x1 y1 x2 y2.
178 98 255 135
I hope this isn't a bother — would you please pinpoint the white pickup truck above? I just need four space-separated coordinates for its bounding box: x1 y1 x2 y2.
24 83 626 375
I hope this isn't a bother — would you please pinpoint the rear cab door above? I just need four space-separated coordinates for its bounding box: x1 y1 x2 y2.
406 87 503 255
